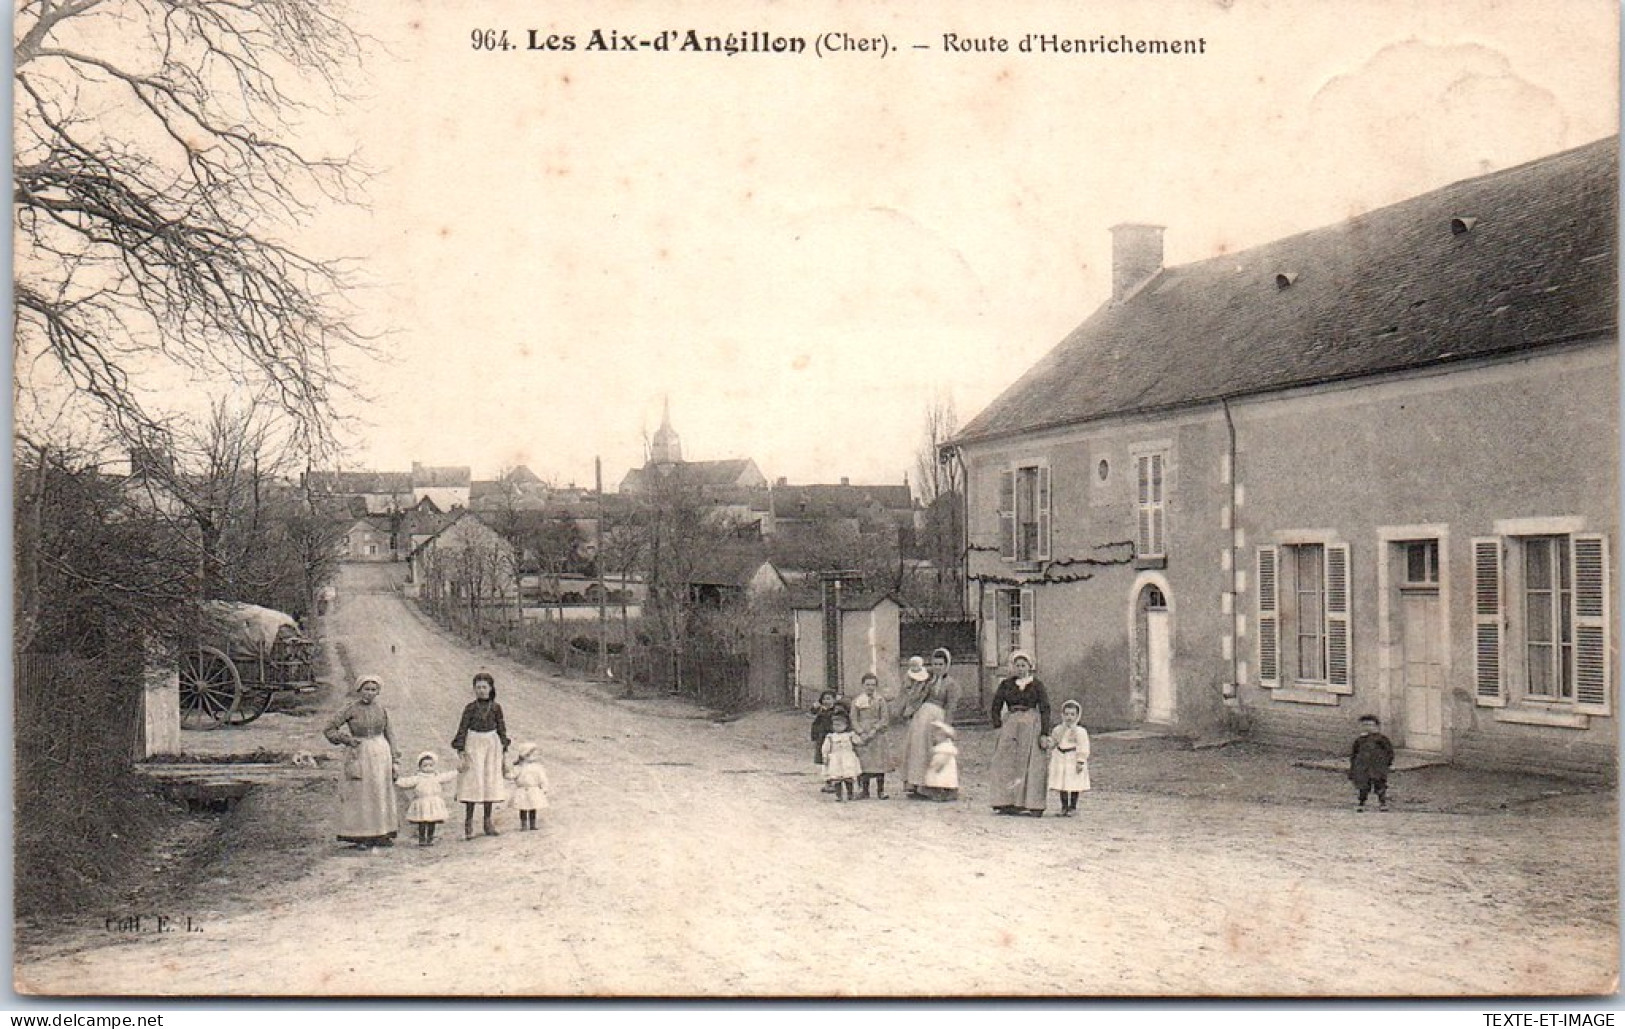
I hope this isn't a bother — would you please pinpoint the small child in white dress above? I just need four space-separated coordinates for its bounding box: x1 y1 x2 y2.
395 751 459 846
507 741 550 831
1048 700 1092 816
921 721 959 802
821 712 862 801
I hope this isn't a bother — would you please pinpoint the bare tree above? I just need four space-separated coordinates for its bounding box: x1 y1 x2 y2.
912 392 967 617
913 392 961 505
13 0 371 456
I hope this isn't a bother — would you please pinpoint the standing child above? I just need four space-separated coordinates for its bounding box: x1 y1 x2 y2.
1048 700 1092 816
821 712 862 801
395 752 459 847
809 690 839 791
507 741 550 831
1349 714 1395 811
920 721 959 802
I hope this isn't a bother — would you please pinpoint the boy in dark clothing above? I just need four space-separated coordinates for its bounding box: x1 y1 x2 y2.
810 690 839 790
1349 714 1395 811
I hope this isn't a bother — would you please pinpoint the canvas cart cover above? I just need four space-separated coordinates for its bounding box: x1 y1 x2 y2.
201 600 299 657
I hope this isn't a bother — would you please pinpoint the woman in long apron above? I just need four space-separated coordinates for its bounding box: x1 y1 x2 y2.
987 650 1054 817
324 675 401 849
452 671 511 839
901 649 962 798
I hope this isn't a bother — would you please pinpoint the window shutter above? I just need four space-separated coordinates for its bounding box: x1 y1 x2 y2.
1472 537 1505 707
1020 586 1037 655
1257 546 1279 687
1151 453 1165 556
1136 456 1151 555
1036 465 1051 562
998 469 1016 561
1573 533 1611 715
992 588 1011 665
1325 543 1351 689
981 607 1000 668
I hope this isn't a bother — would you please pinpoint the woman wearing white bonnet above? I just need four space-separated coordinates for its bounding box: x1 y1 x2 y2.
899 649 962 798
988 650 1054 816
323 674 402 849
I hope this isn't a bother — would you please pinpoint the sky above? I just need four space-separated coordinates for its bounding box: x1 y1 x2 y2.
146 0 1625 487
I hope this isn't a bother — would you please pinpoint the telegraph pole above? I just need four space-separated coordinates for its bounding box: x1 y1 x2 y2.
596 456 609 678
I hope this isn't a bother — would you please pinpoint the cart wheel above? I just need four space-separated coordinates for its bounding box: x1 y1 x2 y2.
221 684 274 725
180 645 241 729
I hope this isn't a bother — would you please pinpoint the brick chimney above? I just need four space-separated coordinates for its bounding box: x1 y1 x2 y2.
1109 223 1165 303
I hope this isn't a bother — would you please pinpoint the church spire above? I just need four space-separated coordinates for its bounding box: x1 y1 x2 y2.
650 395 682 466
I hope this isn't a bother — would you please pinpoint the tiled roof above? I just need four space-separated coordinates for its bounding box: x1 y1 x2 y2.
685 545 779 587
305 470 412 494
412 463 472 488
621 459 761 491
770 483 916 519
956 137 1619 445
787 586 898 611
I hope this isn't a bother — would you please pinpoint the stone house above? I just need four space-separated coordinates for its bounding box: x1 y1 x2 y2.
949 138 1617 777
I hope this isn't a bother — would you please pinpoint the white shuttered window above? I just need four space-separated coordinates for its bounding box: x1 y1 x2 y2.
1477 531 1611 716
1472 537 1505 706
1000 461 1051 564
1258 540 1351 691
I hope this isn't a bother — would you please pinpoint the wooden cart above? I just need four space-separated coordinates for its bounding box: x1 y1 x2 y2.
179 601 317 728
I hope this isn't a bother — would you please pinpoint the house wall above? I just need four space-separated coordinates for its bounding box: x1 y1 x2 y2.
416 486 469 511
792 608 825 702
840 601 901 693
1232 341 1617 778
963 406 1235 734
792 602 903 701
961 340 1617 778
344 521 394 562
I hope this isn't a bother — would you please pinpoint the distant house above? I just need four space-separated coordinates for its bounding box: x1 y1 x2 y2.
618 401 768 497
412 462 471 512
950 137 1618 778
765 478 921 543
789 588 902 703
396 497 451 560
684 547 788 608
303 470 413 515
409 511 519 607
341 515 395 562
620 458 769 497
469 465 548 511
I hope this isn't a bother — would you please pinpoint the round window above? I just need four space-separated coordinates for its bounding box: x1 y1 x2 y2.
1097 459 1109 482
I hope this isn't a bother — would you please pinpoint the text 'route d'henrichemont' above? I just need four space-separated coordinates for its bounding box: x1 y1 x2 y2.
468 28 1211 58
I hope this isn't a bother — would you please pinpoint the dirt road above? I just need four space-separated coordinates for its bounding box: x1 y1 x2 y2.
14 564 1618 996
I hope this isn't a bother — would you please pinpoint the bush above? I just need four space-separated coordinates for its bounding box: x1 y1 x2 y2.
570 635 625 655
15 654 180 916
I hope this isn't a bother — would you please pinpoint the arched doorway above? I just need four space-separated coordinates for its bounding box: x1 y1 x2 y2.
1131 578 1175 725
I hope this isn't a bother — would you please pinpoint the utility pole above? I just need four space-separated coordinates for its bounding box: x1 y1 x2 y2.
596 456 609 678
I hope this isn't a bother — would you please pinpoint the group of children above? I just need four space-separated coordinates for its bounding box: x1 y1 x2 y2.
808 682 1089 810
810 681 1400 814
393 742 552 847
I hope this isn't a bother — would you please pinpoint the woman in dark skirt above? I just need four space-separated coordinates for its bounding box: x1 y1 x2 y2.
988 650 1053 816
452 671 510 839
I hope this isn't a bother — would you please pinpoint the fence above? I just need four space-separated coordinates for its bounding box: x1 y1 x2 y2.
640 631 791 714
899 617 979 665
15 652 141 776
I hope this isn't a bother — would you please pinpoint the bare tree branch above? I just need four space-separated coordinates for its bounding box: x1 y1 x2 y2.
13 0 375 460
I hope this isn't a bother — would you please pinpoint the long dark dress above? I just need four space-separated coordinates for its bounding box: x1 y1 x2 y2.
988 676 1053 811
